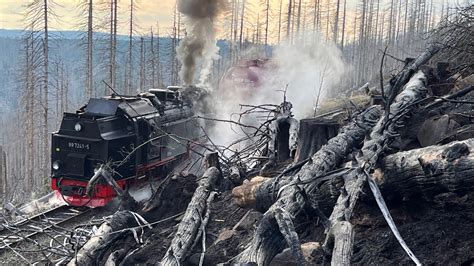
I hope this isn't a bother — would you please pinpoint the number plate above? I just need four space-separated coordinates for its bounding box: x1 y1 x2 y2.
68 142 91 150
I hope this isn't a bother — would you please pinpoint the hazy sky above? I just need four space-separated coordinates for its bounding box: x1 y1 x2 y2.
0 0 465 36
0 0 176 34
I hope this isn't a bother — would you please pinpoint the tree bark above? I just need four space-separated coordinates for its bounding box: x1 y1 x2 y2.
67 211 139 266
324 71 430 265
294 119 339 162
160 167 220 265
86 0 93 98
376 139 474 200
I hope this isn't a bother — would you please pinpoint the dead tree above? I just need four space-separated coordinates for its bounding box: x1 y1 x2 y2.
0 146 6 198
42 0 50 180
139 37 145 92
161 153 221 265
106 0 118 94
23 0 57 188
86 0 93 98
280 138 474 216
126 0 137 94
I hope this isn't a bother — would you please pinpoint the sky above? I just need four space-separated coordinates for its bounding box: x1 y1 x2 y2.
0 0 176 34
0 0 467 36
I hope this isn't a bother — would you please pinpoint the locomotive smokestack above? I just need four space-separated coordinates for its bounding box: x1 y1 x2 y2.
177 0 226 89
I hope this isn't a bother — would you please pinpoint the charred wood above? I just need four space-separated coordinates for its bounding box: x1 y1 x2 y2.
325 71 430 265
67 211 139 266
160 153 221 265
232 106 381 265
294 119 339 162
284 139 474 214
385 44 440 109
234 106 382 211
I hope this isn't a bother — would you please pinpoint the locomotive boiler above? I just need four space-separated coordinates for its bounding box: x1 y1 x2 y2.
51 87 203 207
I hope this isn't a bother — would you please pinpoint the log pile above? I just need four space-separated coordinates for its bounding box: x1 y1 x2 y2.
227 45 474 265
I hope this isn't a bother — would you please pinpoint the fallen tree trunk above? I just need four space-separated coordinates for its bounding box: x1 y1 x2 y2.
233 106 382 265
303 139 474 212
67 211 139 266
233 139 474 215
325 70 430 265
375 139 474 199
160 153 221 265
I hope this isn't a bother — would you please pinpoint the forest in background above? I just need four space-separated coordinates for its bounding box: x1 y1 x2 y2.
0 0 471 203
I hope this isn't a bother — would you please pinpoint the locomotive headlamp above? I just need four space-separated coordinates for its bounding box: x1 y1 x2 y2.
74 122 83 132
52 161 61 170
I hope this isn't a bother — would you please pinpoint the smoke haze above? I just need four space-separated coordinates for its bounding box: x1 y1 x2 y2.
177 0 226 88
211 34 346 148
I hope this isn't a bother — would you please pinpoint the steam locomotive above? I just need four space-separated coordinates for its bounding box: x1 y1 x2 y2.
51 87 203 207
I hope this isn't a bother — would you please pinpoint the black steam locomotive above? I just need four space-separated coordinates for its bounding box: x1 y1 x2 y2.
51 87 203 207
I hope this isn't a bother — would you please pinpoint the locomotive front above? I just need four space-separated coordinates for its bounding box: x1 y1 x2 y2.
51 98 137 206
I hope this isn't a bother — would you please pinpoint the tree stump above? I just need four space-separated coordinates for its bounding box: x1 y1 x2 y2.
294 118 339 162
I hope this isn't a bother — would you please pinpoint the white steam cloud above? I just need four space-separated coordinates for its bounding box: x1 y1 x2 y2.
211 34 346 147
177 0 226 88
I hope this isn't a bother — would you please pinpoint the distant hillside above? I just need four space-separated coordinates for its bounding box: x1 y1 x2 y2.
0 29 132 40
0 29 230 114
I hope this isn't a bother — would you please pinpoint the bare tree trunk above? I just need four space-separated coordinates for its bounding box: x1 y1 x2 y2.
239 0 246 51
67 211 140 266
139 37 145 92
296 0 302 36
24 31 35 191
264 0 270 54
127 0 134 94
112 0 117 90
340 0 346 50
60 61 65 116
156 23 162 87
388 0 395 43
107 0 114 94
232 0 239 61
277 0 282 43
171 4 177 85
334 0 340 44
287 0 292 40
0 146 4 197
43 0 49 181
150 28 155 88
86 0 93 99
324 70 431 265
325 0 330 41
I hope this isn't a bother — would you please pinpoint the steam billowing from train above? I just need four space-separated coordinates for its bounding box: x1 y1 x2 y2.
177 0 226 89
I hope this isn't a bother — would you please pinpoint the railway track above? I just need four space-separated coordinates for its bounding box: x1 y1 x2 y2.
0 205 89 252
